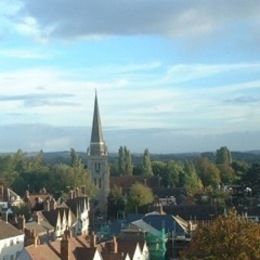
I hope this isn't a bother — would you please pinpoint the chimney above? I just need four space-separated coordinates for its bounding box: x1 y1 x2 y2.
69 190 74 200
90 232 97 248
188 220 193 232
25 190 30 198
33 212 40 224
17 215 25 230
60 233 70 260
33 230 39 248
44 199 50 211
113 236 118 254
50 198 56 210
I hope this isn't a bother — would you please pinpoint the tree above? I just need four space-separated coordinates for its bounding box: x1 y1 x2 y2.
181 209 260 259
241 163 260 195
195 157 221 189
128 183 154 213
142 149 153 176
107 186 126 219
118 146 125 175
183 161 203 195
124 147 133 176
118 146 133 176
70 148 78 166
216 146 232 165
166 161 183 187
218 163 235 184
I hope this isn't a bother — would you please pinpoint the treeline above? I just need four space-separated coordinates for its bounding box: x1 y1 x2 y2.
110 146 260 196
111 147 153 177
0 146 259 202
0 149 95 198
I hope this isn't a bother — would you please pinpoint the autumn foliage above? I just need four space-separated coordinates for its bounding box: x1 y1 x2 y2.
181 209 260 259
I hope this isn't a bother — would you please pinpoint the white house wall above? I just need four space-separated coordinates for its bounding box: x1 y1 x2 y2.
0 234 24 259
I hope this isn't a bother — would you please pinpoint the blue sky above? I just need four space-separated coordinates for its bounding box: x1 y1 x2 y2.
0 0 260 152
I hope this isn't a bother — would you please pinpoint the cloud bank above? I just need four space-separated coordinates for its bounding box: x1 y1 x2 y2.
11 0 260 40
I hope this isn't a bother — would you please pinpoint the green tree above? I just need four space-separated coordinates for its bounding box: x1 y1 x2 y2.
166 161 182 187
124 147 133 176
128 183 154 213
142 149 153 176
195 157 221 189
107 186 126 219
70 148 78 166
118 146 125 175
218 163 235 184
181 209 260 259
118 146 133 176
183 161 203 195
216 146 232 165
241 163 260 195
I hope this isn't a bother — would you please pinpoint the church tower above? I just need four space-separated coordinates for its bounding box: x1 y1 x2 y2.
87 91 110 213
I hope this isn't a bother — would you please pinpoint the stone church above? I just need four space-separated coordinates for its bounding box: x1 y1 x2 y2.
87 91 110 213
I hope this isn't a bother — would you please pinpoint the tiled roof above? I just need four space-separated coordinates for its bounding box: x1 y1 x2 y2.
26 235 88 260
0 219 23 240
66 196 89 216
162 205 220 220
25 220 54 235
25 194 50 209
74 247 100 260
42 207 76 228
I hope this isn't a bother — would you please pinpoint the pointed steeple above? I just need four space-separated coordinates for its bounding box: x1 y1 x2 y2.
89 90 107 156
91 90 104 143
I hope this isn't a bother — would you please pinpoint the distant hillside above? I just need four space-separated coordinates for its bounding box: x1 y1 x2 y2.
39 150 260 165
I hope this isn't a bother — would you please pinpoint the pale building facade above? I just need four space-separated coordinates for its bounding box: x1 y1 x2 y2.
0 220 24 260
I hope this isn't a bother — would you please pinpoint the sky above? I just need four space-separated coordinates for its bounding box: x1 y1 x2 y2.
0 0 260 153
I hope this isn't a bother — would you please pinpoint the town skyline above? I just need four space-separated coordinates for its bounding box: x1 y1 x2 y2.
1 1 260 152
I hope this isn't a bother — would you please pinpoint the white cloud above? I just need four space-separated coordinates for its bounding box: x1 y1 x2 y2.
164 63 260 83
0 48 51 59
0 62 259 132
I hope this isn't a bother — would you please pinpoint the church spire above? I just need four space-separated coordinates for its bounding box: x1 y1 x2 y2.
91 90 104 143
89 90 107 156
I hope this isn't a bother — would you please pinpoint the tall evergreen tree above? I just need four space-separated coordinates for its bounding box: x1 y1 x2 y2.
118 146 125 175
124 146 133 176
118 146 133 176
142 148 153 176
183 161 203 195
216 146 232 165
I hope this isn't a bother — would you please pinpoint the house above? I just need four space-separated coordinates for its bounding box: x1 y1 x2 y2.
66 192 90 235
24 230 146 260
0 182 23 215
24 189 51 211
99 236 143 260
0 219 24 259
24 232 94 260
23 213 55 245
158 204 221 222
41 203 77 239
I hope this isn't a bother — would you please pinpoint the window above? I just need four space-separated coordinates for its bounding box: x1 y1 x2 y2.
99 178 102 189
95 162 101 173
